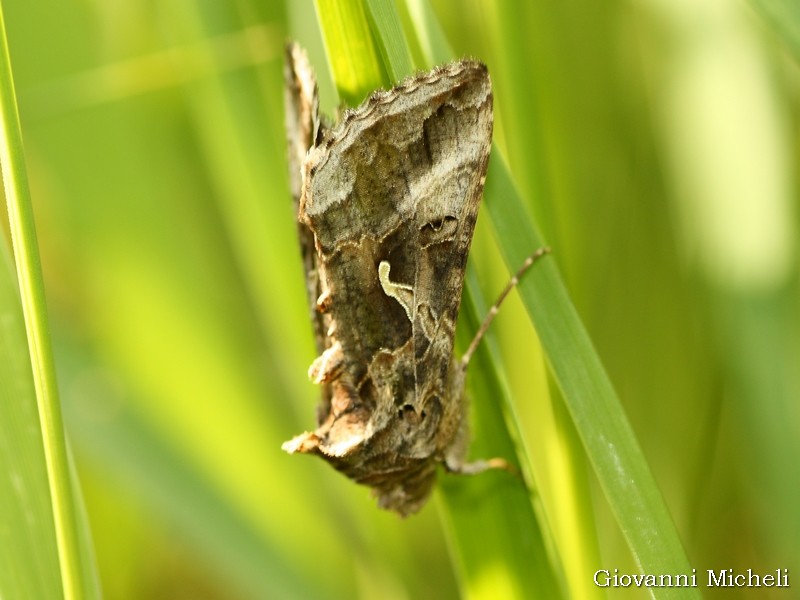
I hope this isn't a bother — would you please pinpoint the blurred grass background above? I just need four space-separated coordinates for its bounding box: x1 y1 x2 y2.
1 0 798 598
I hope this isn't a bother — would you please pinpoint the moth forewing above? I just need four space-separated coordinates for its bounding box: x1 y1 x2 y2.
283 44 511 516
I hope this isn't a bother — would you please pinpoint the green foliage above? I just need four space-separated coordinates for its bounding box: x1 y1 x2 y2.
0 4 98 598
1 0 798 598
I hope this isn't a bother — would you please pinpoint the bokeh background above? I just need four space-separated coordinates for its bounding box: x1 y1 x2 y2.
1 0 798 598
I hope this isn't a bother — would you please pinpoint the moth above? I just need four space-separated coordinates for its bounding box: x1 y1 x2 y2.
282 44 548 516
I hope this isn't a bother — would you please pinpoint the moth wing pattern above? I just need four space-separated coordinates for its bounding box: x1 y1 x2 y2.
283 45 494 516
302 60 493 395
408 75 492 449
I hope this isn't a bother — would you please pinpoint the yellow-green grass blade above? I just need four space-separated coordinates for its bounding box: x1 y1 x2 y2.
0 2 99 598
315 0 386 105
0 242 64 599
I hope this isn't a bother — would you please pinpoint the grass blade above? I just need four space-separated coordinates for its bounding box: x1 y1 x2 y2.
484 154 698 597
315 0 386 105
364 0 415 80
0 243 64 599
0 3 98 598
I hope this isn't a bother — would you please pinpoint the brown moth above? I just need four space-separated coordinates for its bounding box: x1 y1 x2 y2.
282 44 542 516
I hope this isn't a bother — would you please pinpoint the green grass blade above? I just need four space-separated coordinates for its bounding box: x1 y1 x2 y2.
0 4 97 598
314 0 386 104
484 154 698 597
439 264 565 598
0 243 64 599
364 0 415 80
403 0 453 67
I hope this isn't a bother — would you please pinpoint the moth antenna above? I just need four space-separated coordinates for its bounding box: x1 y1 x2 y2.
460 246 551 368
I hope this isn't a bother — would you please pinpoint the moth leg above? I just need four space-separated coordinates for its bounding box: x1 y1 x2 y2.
461 246 551 367
444 456 518 476
442 419 518 477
